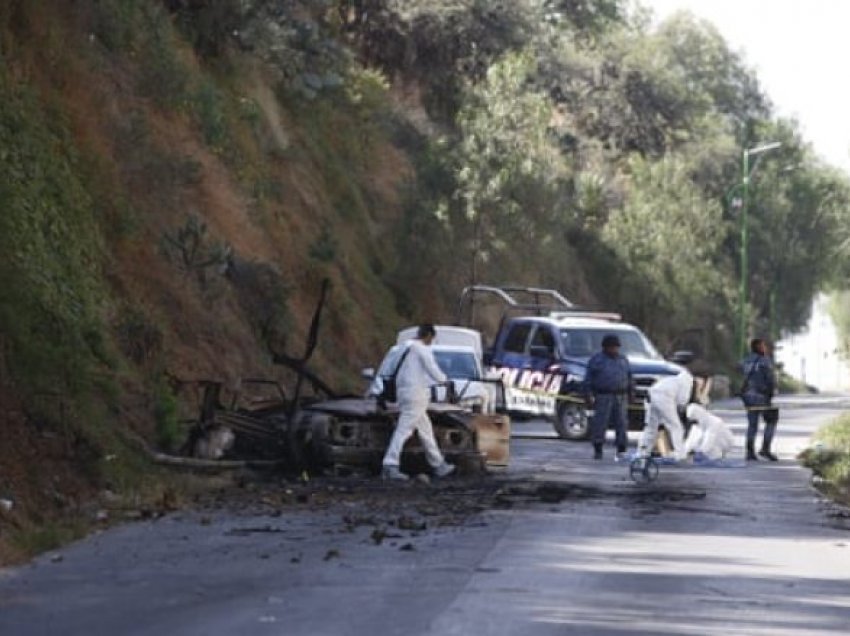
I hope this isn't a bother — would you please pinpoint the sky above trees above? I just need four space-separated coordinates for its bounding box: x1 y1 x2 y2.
644 0 850 174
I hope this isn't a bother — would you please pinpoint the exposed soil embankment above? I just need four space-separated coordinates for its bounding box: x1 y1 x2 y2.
0 1 422 562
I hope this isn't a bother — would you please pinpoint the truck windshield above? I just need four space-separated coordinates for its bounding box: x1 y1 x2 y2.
378 347 480 380
560 328 661 359
434 351 480 380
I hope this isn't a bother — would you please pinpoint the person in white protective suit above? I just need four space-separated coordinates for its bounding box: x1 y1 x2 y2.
638 369 697 461
684 403 735 461
381 324 456 481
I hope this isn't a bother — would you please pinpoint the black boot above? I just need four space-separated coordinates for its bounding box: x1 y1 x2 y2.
593 443 603 460
759 446 779 462
746 442 758 461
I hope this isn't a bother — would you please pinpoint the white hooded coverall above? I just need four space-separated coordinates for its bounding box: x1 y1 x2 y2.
684 403 735 460
382 340 449 469
639 370 694 461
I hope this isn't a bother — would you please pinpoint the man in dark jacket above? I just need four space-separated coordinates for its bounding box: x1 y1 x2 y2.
586 334 632 460
739 338 778 461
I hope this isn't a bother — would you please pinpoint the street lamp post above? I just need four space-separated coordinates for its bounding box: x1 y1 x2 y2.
737 141 781 357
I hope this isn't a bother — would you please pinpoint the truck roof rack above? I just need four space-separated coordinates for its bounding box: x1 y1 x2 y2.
456 285 624 349
549 310 622 322
456 285 575 325
456 285 624 324
497 286 576 308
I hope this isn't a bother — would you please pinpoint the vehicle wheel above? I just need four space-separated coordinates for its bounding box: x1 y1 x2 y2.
553 402 589 440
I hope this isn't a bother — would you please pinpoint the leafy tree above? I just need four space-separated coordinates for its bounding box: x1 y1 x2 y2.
601 154 730 340
654 13 769 132
454 51 570 284
377 1 850 360
337 0 541 120
747 145 850 335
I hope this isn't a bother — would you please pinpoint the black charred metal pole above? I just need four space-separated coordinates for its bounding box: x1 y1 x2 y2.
285 279 330 471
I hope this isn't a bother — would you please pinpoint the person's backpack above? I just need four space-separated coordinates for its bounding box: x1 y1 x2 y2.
739 358 758 396
377 346 412 408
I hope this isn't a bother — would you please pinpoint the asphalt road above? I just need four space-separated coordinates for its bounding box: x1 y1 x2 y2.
2 396 850 635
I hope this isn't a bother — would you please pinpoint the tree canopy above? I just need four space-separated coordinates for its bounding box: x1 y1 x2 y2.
341 0 850 362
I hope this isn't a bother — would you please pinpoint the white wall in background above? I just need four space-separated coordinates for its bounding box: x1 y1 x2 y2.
776 294 850 392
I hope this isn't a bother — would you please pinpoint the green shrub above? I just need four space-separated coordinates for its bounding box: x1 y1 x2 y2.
802 413 850 506
153 380 181 452
160 214 232 287
90 0 139 52
807 414 850 487
137 4 191 108
309 227 338 263
192 78 229 149
11 520 88 556
252 177 285 204
167 0 242 59
115 307 164 367
238 96 262 128
345 66 391 120
777 371 812 395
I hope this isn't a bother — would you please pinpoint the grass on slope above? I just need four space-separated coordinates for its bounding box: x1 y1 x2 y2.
801 412 850 504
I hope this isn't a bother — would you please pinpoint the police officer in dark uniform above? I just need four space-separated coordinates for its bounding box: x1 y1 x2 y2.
585 335 632 460
739 338 778 461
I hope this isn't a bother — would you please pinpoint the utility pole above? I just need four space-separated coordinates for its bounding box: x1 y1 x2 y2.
737 141 781 357
738 149 750 358
769 286 778 344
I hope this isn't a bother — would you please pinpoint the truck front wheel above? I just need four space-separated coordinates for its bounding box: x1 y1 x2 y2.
554 402 589 440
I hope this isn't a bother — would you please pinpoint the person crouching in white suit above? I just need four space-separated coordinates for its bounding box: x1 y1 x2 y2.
381 324 456 481
638 369 696 462
684 403 735 461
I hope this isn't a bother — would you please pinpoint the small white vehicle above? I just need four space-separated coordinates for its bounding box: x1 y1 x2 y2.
364 326 500 414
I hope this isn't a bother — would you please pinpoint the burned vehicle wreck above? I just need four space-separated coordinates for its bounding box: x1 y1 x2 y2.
178 281 510 475
297 398 510 474
180 376 510 475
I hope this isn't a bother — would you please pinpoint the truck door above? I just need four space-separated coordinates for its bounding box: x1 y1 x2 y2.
528 325 557 371
491 321 532 370
490 322 532 413
524 325 560 414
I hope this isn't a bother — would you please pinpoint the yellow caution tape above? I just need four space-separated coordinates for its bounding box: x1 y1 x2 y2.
505 386 584 404
509 386 780 415
507 386 647 410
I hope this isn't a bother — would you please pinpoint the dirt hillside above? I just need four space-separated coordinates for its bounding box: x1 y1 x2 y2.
0 0 432 563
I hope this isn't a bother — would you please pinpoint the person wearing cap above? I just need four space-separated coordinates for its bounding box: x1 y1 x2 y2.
585 334 632 460
381 324 456 481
